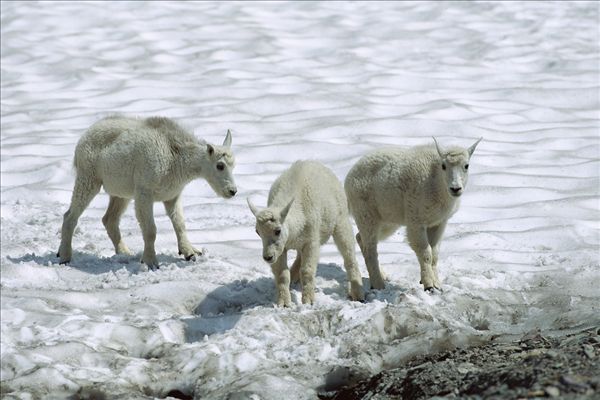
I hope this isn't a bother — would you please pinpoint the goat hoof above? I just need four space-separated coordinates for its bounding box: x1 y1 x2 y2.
180 247 203 260
140 258 159 270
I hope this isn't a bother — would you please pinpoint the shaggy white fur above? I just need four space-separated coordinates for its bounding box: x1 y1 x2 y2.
248 160 364 306
58 115 237 268
345 137 482 291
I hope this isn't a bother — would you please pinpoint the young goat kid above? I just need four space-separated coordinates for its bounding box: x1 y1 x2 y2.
58 115 237 268
248 160 364 307
345 137 482 291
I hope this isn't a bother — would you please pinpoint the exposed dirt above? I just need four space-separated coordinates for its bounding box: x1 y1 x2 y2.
320 327 600 400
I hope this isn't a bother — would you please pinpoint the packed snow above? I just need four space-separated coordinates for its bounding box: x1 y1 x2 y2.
1 1 599 399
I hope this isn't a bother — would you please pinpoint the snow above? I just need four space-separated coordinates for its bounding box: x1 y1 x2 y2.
1 1 599 399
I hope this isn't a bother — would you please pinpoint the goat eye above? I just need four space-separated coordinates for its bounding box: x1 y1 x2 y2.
464 164 469 170
274 228 281 236
217 162 225 171
442 163 447 170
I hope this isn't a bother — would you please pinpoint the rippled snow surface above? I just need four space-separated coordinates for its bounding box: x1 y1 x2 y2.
1 2 599 399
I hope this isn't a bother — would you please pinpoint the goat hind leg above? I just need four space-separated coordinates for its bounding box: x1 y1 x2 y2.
135 190 158 269
103 196 132 255
333 219 364 301
58 175 101 264
290 252 301 284
356 222 385 290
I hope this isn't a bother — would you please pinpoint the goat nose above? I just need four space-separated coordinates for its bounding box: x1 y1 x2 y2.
263 255 274 262
450 187 461 194
229 189 237 196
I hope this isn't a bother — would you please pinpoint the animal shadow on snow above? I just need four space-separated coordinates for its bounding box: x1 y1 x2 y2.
317 262 367 299
183 262 408 342
7 251 190 275
184 276 275 342
317 262 408 302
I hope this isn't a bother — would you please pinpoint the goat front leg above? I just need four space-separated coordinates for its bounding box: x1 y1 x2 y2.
164 195 202 261
300 240 320 305
427 221 447 290
407 225 436 291
271 251 291 307
135 190 159 269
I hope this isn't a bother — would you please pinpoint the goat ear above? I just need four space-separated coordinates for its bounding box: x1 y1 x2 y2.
468 137 483 158
432 137 444 159
207 143 215 157
280 198 294 222
247 198 260 217
223 129 232 148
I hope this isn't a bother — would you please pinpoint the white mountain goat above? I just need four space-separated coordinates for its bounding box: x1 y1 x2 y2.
247 160 365 307
57 115 237 268
344 137 482 291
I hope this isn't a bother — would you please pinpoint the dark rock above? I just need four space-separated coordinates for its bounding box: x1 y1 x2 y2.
322 327 600 400
560 374 590 391
165 389 193 400
583 344 595 359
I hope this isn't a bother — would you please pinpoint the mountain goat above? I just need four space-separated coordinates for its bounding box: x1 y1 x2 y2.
57 115 237 269
248 160 364 307
344 137 482 291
